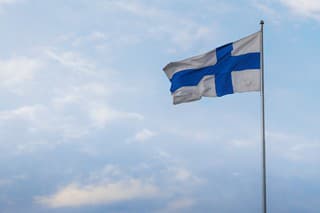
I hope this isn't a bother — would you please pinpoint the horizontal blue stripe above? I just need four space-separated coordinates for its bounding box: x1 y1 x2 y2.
170 52 260 93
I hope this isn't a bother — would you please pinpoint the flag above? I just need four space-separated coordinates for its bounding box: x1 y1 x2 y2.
163 31 261 104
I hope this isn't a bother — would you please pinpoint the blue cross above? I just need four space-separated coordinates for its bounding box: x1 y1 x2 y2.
170 43 260 97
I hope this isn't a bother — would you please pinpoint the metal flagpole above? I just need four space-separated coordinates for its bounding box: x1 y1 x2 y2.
260 20 267 213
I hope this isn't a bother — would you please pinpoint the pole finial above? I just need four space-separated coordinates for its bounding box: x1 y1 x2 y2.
260 20 264 25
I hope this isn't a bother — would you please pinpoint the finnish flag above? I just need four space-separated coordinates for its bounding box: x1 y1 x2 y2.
163 31 261 104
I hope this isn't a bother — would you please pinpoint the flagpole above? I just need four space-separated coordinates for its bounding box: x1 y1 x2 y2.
260 20 267 213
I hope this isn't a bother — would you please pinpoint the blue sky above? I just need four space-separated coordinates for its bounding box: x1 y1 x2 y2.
0 0 320 212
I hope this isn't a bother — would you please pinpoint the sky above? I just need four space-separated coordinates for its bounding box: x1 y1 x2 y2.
0 0 320 212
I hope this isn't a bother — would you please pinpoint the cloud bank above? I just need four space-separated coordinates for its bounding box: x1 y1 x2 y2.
35 179 158 208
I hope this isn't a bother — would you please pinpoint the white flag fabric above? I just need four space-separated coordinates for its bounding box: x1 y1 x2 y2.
163 31 261 104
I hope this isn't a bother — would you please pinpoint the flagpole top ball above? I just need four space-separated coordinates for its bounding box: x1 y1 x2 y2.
260 20 264 25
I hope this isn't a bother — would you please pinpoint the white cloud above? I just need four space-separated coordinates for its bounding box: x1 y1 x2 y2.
105 0 217 50
0 80 144 141
88 31 107 41
0 66 144 141
35 179 158 208
170 167 192 182
51 82 144 134
106 0 169 19
0 105 44 121
153 150 204 184
88 165 123 181
268 131 320 162
0 102 143 140
89 105 144 128
45 49 96 73
167 167 203 184
167 127 211 142
52 83 111 108
286 143 320 161
230 138 257 148
34 156 205 209
69 31 108 47
162 198 195 213
15 140 54 154
52 94 81 108
130 128 156 142
0 46 145 145
0 57 42 88
0 0 18 5
279 0 320 20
